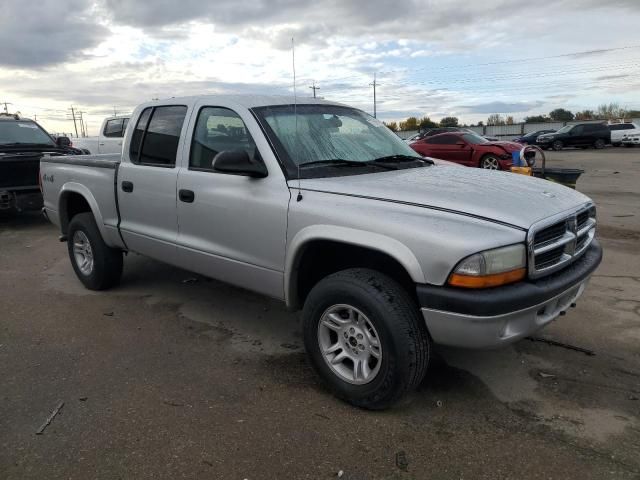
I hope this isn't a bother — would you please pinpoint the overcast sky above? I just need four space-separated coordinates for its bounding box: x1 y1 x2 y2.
1 0 639 135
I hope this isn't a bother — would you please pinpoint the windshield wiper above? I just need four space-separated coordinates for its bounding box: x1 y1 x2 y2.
370 154 432 165
299 159 394 170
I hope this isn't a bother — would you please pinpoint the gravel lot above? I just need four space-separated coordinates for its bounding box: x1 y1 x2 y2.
1 147 639 479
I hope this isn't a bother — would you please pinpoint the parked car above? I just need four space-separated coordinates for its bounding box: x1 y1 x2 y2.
609 123 640 146
513 129 557 145
406 128 499 144
73 115 130 154
0 114 83 213
409 131 522 169
403 132 423 144
621 131 640 147
536 123 610 150
40 95 602 409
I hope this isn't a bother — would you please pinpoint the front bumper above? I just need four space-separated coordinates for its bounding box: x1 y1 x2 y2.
417 240 602 348
622 136 640 145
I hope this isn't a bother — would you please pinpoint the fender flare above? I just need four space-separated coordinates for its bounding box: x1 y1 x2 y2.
58 182 109 241
284 224 426 308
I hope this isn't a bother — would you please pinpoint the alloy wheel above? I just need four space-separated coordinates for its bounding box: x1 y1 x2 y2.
317 304 382 385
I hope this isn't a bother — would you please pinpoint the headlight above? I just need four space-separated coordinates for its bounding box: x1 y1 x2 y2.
448 244 526 288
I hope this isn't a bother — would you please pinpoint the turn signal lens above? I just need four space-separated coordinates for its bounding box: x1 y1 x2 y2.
448 244 527 288
449 268 526 288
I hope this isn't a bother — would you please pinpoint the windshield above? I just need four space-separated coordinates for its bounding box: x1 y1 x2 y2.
253 104 424 178
462 133 489 145
0 120 55 146
555 125 573 134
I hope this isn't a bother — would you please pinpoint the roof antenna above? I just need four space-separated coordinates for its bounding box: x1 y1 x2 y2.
292 37 303 202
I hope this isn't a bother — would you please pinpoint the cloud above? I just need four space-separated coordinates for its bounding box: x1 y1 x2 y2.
0 0 109 67
459 101 545 114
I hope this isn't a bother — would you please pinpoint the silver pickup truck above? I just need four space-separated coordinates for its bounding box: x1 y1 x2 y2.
41 95 602 409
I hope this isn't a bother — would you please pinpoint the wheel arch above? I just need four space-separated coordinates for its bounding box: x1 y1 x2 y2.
58 183 108 240
285 226 426 310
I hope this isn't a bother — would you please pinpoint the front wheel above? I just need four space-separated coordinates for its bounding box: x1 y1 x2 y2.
302 268 430 410
67 212 123 290
594 138 606 149
480 155 501 170
552 140 564 151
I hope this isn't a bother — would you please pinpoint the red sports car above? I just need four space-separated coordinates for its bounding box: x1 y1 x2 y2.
409 132 523 170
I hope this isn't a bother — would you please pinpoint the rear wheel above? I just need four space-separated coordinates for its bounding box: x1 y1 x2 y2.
552 140 564 151
480 155 501 170
67 212 123 290
302 268 430 410
594 138 606 149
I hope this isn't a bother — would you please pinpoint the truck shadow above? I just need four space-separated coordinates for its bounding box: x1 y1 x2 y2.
0 210 48 230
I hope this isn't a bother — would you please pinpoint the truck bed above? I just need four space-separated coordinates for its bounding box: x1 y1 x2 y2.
40 153 124 248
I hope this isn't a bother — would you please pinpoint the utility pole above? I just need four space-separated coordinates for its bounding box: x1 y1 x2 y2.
1 101 12 114
309 81 320 98
69 106 79 137
369 73 380 118
113 106 118 116
78 111 85 137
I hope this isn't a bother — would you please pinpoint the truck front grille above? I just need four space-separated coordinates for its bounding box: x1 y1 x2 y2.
528 205 596 279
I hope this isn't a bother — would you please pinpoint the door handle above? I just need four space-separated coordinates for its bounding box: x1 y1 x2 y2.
121 181 134 193
99 142 105 146
179 189 195 203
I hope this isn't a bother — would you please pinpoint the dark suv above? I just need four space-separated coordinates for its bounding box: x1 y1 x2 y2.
536 123 610 151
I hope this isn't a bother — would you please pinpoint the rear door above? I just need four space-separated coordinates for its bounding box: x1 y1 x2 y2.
174 103 290 299
117 105 189 261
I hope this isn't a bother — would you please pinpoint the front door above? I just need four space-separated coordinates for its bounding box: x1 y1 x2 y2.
117 105 189 262
176 104 290 299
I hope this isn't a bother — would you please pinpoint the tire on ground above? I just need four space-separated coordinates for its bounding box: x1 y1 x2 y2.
552 140 564 151
67 212 123 290
302 268 430 410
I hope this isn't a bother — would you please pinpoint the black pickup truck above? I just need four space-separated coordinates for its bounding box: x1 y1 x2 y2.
0 114 84 213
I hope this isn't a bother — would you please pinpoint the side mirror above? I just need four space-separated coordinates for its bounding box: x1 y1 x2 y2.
212 150 268 178
56 136 72 147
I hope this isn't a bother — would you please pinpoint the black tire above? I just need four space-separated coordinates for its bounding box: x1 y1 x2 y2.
302 268 430 410
612 142 621 147
67 212 123 290
594 138 606 149
552 140 564 151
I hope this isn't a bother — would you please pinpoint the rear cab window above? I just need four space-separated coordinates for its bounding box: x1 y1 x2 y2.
103 118 125 137
129 106 187 167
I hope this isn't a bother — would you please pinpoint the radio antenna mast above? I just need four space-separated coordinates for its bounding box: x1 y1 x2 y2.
292 37 302 201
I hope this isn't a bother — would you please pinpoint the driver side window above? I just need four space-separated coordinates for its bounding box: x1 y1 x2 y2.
190 107 257 172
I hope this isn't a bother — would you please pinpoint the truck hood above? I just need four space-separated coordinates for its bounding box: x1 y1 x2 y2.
294 166 591 230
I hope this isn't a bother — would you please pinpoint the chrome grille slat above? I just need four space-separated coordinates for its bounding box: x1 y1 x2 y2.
527 204 596 279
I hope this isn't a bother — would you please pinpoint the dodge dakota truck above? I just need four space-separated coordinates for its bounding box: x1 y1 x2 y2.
40 96 602 409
